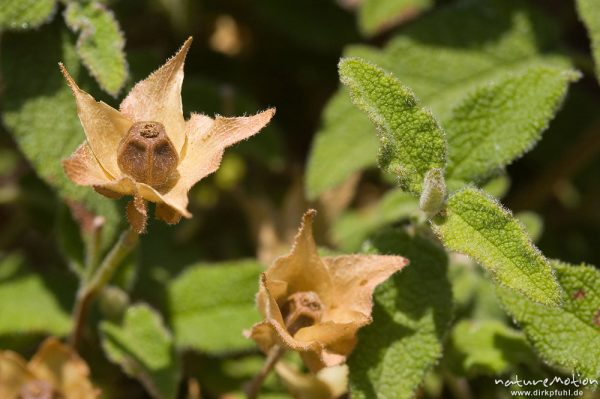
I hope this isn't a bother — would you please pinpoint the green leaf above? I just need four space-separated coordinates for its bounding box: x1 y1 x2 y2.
498 262 600 379
0 253 73 336
358 0 432 37
306 0 567 198
576 0 600 81
332 189 417 251
445 66 579 183
0 0 56 31
446 320 535 376
64 1 128 96
348 229 452 399
100 304 181 399
167 260 262 353
305 90 379 200
432 187 561 306
1 23 121 240
339 57 447 195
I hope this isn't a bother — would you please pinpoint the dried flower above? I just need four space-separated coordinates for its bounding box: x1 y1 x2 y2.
0 337 99 399
60 37 275 232
247 210 408 372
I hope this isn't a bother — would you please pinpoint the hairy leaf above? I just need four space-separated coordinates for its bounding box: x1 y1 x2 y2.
1 24 120 239
576 0 600 81
0 0 56 31
446 320 535 376
339 57 447 195
167 260 262 353
348 229 452 399
0 254 72 336
432 188 561 306
306 0 566 197
332 189 417 251
64 1 128 96
101 304 181 399
499 262 600 379
446 66 579 183
359 0 432 37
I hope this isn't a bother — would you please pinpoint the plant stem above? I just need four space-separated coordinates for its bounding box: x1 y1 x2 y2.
245 345 286 399
70 228 139 348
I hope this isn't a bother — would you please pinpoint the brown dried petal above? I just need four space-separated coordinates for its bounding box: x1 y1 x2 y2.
178 109 275 188
0 351 35 399
27 337 100 399
126 195 148 234
119 38 192 153
265 210 332 303
323 254 408 321
60 64 132 179
63 144 112 187
155 202 182 224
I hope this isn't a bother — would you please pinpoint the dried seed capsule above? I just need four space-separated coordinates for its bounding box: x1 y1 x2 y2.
117 121 179 189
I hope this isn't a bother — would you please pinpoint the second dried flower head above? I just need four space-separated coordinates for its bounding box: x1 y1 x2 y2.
248 210 408 372
61 37 275 232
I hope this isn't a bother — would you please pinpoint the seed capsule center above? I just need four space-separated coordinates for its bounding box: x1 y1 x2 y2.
117 121 179 190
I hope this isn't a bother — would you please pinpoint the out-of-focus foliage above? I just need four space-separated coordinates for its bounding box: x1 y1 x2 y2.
0 0 56 30
64 1 128 96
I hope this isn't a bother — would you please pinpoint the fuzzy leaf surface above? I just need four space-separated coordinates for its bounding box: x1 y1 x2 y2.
1 24 120 239
332 189 417 251
64 1 128 96
0 0 55 31
306 0 566 198
446 320 534 376
348 229 452 399
167 260 262 353
0 254 72 336
432 188 561 306
101 304 181 399
359 0 432 37
576 0 600 81
498 262 600 379
446 66 579 183
339 57 447 195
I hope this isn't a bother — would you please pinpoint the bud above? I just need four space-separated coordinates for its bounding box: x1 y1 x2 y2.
117 121 179 190
419 168 447 218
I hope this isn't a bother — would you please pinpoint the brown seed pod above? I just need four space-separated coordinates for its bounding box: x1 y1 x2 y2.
117 121 179 189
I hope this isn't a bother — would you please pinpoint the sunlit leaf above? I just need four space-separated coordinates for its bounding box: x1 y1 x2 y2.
432 188 561 306
101 304 181 399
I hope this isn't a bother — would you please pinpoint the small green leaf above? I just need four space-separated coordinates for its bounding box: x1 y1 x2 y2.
446 320 535 376
332 188 417 251
576 0 600 81
64 1 128 96
516 211 544 243
339 57 447 195
0 0 56 31
498 262 600 379
348 229 452 399
167 260 262 353
101 304 181 399
1 23 121 241
358 0 432 37
0 254 73 336
432 188 561 306
445 66 579 183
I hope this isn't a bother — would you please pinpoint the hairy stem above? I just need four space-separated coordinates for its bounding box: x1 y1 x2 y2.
245 345 286 399
70 228 139 347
